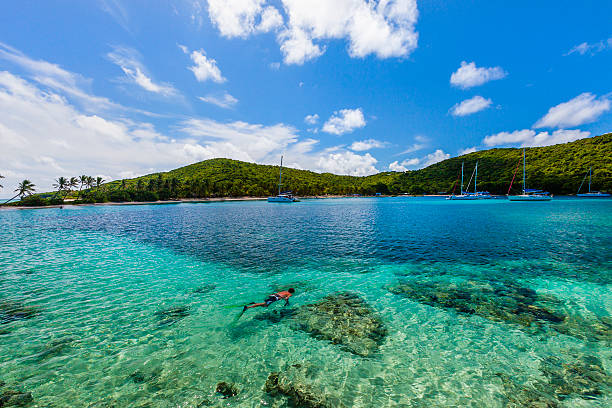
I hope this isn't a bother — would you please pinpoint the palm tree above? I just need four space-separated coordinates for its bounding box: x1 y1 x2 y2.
69 177 78 192
0 173 4 189
4 180 36 204
86 176 94 190
53 177 68 198
95 176 105 189
77 175 88 199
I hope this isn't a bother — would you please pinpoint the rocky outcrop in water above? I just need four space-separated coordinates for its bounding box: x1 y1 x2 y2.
294 292 386 357
215 382 238 399
155 306 190 326
0 301 40 325
264 364 345 408
0 389 33 407
498 352 611 406
253 292 386 357
388 280 611 343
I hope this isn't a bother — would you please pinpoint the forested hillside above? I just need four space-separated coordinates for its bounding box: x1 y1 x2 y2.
8 133 611 205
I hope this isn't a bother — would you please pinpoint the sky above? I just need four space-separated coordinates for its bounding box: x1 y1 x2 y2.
0 0 611 194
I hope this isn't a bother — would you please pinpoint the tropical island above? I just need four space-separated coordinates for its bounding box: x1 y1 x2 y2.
2 133 611 207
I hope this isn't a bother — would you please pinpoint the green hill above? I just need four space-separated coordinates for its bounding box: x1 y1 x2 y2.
9 132 612 205
105 132 610 198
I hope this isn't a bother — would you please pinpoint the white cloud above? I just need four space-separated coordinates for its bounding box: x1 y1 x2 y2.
206 0 282 37
458 146 477 155
451 95 492 117
269 62 281 70
188 49 226 83
450 61 507 89
565 37 612 56
389 160 407 172
205 0 419 65
394 149 450 170
350 139 386 151
314 151 378 176
322 108 366 135
533 93 610 128
483 128 591 147
304 114 319 124
107 46 177 96
198 92 238 108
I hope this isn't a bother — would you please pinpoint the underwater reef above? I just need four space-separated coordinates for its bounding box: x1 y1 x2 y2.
0 301 40 325
154 306 190 326
264 363 345 408
388 279 611 343
0 381 33 407
255 292 387 357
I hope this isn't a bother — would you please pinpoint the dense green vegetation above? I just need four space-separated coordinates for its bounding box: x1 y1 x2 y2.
3 133 611 206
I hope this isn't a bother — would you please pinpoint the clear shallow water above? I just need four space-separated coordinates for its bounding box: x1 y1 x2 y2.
0 197 610 407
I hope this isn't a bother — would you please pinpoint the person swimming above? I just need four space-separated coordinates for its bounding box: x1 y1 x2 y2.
242 288 295 312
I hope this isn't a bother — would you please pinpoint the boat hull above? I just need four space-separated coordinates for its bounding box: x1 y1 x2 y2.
577 193 610 198
267 196 299 202
507 195 552 201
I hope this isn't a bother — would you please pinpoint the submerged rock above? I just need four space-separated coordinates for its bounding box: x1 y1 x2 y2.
215 382 238 399
0 389 33 407
191 284 216 295
293 292 387 357
253 292 386 356
128 367 162 385
35 337 75 361
155 306 190 326
540 354 612 400
497 373 558 408
0 301 40 325
264 364 345 408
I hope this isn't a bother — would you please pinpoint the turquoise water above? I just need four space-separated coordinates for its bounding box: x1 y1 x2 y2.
0 197 610 407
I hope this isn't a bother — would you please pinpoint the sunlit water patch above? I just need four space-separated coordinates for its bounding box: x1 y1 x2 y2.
0 198 610 407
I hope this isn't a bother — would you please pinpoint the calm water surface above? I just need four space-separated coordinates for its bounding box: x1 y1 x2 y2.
0 197 611 407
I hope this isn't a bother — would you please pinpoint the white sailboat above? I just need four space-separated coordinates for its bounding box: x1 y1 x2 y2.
577 167 610 198
267 156 299 202
447 161 492 200
507 148 552 201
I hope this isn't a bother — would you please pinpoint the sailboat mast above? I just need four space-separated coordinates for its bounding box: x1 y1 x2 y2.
461 161 464 194
474 161 478 193
588 167 592 193
522 148 526 194
278 156 283 195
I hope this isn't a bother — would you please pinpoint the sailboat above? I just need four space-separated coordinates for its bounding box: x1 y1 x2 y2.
447 161 492 200
507 148 552 201
577 167 610 198
267 156 299 202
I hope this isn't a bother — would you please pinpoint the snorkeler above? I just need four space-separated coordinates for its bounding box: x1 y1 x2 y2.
242 288 295 312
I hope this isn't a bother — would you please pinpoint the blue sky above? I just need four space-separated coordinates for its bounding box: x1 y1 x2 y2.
0 0 611 192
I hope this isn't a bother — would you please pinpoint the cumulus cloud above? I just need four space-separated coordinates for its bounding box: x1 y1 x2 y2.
393 149 450 170
198 92 238 108
450 61 507 89
188 48 225 83
314 151 378 176
107 46 177 96
533 93 610 128
565 37 612 56
350 139 386 151
304 114 319 124
322 108 366 135
206 0 419 65
388 160 408 172
483 128 591 147
451 95 492 116
206 0 283 37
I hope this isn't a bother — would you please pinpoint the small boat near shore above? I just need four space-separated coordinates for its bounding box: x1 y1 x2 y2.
268 156 299 203
447 161 493 200
577 167 610 198
507 148 552 201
